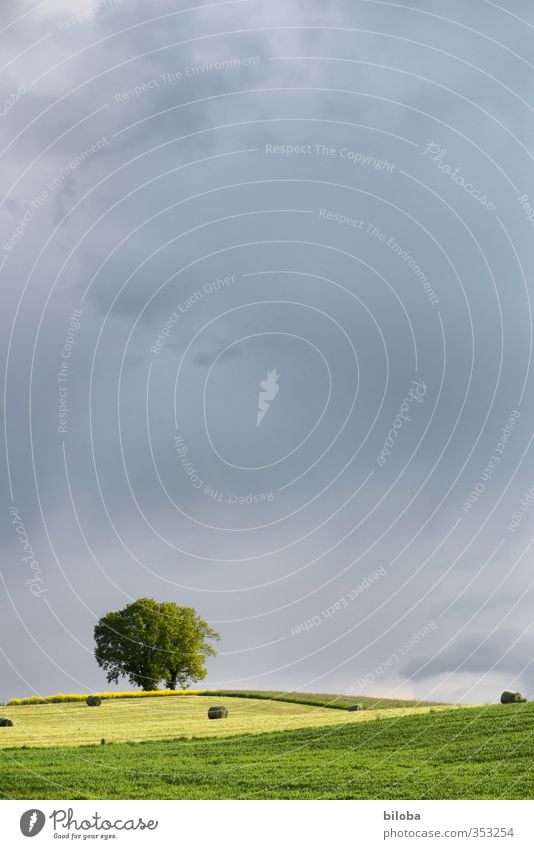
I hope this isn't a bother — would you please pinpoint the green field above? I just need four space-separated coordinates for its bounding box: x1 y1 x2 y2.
1 693 532 799
204 690 443 710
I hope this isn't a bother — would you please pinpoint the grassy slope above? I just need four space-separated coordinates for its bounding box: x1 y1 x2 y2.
5 689 444 708
0 695 452 748
1 703 533 800
204 690 444 710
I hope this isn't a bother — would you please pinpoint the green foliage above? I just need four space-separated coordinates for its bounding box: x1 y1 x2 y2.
86 696 101 707
0 718 13 727
1 703 533 799
93 598 220 691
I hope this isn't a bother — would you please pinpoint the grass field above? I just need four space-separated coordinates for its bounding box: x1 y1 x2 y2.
1 692 532 799
204 690 443 710
0 693 454 748
0 701 533 799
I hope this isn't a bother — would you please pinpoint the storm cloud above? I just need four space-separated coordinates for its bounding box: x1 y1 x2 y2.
1 0 534 706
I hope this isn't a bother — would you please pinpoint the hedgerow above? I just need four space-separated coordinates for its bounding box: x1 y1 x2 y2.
7 690 202 705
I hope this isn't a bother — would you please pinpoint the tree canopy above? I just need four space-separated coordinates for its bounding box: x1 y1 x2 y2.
94 598 220 690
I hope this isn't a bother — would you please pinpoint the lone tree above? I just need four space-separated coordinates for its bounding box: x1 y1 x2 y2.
94 598 220 690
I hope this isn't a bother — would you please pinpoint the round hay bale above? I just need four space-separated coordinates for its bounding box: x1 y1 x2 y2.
86 695 102 707
348 704 363 712
0 718 14 727
500 690 526 704
207 705 228 719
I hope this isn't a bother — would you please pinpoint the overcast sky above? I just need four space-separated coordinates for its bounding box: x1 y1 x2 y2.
2 0 534 705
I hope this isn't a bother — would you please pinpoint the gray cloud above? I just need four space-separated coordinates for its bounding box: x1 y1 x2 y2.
1 0 534 706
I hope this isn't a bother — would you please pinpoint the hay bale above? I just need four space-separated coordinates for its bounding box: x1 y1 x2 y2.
348 704 363 712
500 690 526 704
0 718 13 727
86 695 102 707
208 705 228 719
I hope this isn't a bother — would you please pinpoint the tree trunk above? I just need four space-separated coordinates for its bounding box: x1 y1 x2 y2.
167 672 177 690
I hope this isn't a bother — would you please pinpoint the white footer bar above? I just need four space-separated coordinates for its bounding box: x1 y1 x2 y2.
2 800 533 848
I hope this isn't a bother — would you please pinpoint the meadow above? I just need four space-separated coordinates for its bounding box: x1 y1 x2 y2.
1 693 532 799
0 693 452 748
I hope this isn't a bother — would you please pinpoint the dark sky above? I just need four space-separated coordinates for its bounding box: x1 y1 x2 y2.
2 0 534 704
